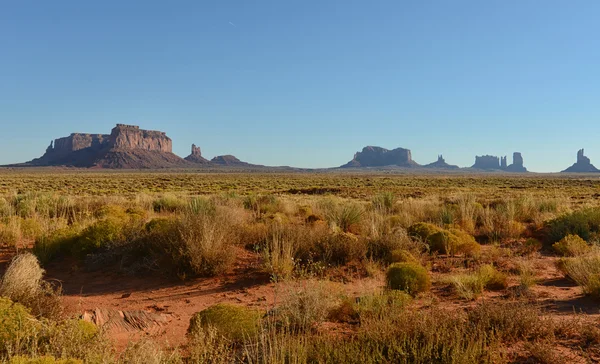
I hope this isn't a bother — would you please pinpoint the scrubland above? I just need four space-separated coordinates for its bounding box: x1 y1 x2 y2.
2 171 600 363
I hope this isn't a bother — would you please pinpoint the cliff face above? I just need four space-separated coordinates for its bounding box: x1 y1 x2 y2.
110 124 172 152
562 149 600 173
341 146 418 168
27 124 188 168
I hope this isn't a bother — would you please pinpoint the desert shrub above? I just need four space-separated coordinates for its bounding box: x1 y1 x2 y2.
9 356 82 364
0 298 40 357
326 203 364 233
545 208 600 243
262 224 297 280
449 265 507 300
468 301 552 342
188 304 262 342
243 194 281 219
0 221 20 246
519 238 543 256
456 194 478 233
386 262 431 295
188 325 233 364
389 249 418 264
372 192 395 214
152 195 185 213
366 227 424 264
40 319 111 363
515 259 537 292
76 217 127 255
119 339 182 364
327 299 359 323
427 230 459 255
187 197 217 216
0 253 62 319
32 227 80 264
407 222 441 242
449 228 481 257
477 264 508 290
553 234 589 256
560 252 600 298
355 290 411 322
178 212 236 276
317 232 367 265
276 281 335 332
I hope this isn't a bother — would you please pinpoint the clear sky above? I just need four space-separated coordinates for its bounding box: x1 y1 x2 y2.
1 1 599 172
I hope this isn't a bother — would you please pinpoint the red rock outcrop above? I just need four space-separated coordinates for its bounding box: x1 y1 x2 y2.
185 144 210 164
25 124 189 169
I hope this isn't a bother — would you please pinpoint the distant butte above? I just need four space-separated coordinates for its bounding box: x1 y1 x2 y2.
25 124 190 169
424 155 459 169
562 149 600 173
341 146 419 168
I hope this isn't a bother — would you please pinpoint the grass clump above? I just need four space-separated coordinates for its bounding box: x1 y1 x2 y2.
277 281 335 332
553 234 589 256
153 195 185 213
386 262 431 295
188 304 262 342
450 264 507 300
560 252 600 298
0 253 62 319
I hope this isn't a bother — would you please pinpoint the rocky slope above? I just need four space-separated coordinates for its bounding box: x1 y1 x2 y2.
184 144 210 164
424 155 459 169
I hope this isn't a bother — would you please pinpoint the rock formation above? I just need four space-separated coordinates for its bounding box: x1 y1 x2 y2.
505 152 527 172
471 152 528 172
210 155 251 167
185 144 210 164
26 124 191 169
424 155 459 169
472 155 501 170
562 149 600 173
341 146 419 168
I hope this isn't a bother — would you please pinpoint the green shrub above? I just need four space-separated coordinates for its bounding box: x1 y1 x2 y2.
478 264 508 290
153 195 185 213
449 228 481 257
317 232 367 265
407 222 441 242
188 304 262 342
545 208 600 243
32 227 80 264
553 234 589 256
427 230 460 255
389 249 418 264
0 297 40 356
386 262 431 295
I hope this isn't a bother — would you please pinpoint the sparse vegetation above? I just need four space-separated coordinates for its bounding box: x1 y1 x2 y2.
1 172 600 362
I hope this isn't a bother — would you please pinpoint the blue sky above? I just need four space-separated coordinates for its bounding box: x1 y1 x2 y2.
1 1 599 172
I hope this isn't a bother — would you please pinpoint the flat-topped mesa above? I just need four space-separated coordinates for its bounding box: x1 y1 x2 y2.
562 149 599 173
45 133 110 158
341 146 419 168
472 155 500 170
110 124 172 152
